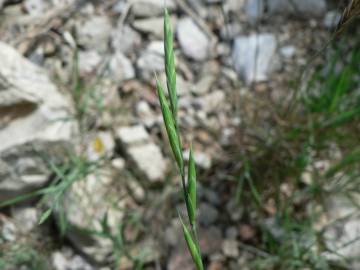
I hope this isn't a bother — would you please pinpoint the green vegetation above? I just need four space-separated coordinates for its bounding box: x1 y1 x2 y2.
156 9 204 270
230 38 360 270
0 244 50 270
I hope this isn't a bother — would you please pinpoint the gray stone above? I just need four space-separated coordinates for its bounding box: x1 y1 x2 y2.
128 143 167 182
205 0 223 4
195 90 225 113
168 248 194 270
0 42 76 203
268 0 326 17
137 42 165 78
52 249 94 270
76 16 112 53
133 16 176 38
12 207 38 233
177 18 210 61
323 195 360 267
130 0 176 17
51 0 77 8
222 239 239 258
245 0 265 23
111 25 142 54
280 45 296 59
133 17 164 37
117 124 167 182
232 33 277 84
199 227 223 255
147 40 165 55
136 101 158 128
226 199 244 221
111 157 125 170
137 48 164 81
64 167 125 262
225 0 247 13
116 125 150 146
126 179 145 202
24 0 49 16
193 75 216 95
78 50 102 76
107 52 135 83
199 203 219 226
323 11 341 29
112 0 127 14
184 149 212 169
0 215 18 242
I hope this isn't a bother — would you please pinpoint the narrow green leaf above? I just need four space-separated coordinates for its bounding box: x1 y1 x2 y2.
156 79 183 172
187 147 197 225
38 208 52 225
164 9 178 122
179 216 204 270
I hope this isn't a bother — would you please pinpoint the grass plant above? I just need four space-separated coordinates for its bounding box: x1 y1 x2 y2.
155 9 204 270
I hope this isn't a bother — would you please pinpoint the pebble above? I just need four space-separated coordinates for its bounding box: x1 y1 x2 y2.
136 101 158 128
245 0 265 23
76 16 112 53
78 50 102 76
222 239 239 258
196 90 225 113
133 16 176 38
12 207 38 233
127 179 146 202
177 17 210 61
128 143 168 182
268 0 326 17
232 33 278 84
131 0 176 17
167 248 194 270
183 149 212 169
111 25 142 54
24 0 49 16
111 158 125 170
239 224 256 241
0 215 17 242
52 250 94 270
137 49 165 79
107 52 135 83
280 45 296 59
199 203 219 226
225 226 239 239
116 125 150 146
323 11 341 29
199 226 223 255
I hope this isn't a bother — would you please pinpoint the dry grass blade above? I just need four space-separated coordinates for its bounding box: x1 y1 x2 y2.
335 0 360 35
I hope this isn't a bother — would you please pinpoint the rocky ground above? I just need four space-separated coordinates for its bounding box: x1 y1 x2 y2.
0 0 359 269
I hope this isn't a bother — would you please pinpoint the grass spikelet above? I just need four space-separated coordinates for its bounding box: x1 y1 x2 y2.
156 79 184 173
155 9 204 270
164 9 178 124
187 147 197 226
179 215 204 270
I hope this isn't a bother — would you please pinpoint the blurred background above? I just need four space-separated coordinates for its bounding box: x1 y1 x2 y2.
0 0 359 269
